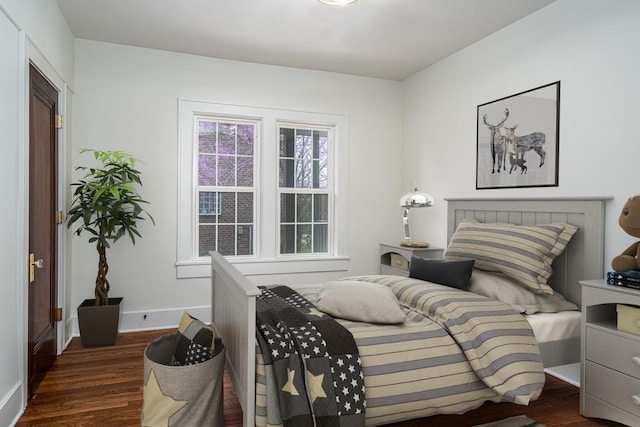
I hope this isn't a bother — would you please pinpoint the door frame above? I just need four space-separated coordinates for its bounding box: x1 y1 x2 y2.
18 35 68 403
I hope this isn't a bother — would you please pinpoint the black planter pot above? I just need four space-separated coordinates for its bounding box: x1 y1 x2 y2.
77 297 123 347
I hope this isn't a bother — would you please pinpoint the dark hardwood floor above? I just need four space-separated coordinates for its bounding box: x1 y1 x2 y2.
16 329 623 426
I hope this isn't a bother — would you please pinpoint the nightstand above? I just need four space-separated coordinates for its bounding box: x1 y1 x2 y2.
580 279 640 426
379 243 444 276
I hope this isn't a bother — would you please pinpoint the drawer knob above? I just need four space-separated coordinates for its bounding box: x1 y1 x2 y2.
633 395 640 406
633 356 640 367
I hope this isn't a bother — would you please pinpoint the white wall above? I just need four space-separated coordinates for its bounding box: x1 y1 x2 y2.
0 7 22 426
70 40 403 324
0 0 74 424
402 0 640 272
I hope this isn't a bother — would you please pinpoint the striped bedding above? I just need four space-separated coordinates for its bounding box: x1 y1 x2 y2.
255 275 545 427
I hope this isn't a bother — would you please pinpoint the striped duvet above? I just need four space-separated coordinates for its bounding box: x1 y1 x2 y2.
255 275 545 427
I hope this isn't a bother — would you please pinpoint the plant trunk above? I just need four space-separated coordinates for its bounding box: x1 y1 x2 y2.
95 242 110 306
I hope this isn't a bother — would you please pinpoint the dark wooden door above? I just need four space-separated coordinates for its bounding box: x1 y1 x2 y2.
28 64 59 398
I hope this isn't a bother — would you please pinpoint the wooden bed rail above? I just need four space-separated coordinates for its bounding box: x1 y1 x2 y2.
210 251 260 427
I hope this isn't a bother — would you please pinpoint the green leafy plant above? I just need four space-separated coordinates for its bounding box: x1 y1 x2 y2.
67 149 154 306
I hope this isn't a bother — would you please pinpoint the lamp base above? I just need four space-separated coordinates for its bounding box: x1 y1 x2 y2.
400 241 429 248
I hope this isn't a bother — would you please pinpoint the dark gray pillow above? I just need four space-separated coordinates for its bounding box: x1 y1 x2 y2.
409 256 475 290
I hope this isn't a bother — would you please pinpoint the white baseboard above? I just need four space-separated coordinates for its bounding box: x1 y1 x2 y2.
70 305 211 336
1 381 23 427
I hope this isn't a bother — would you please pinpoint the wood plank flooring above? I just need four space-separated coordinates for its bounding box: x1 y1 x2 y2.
17 329 622 426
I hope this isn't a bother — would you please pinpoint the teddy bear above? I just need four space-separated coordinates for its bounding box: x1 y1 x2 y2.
611 196 640 272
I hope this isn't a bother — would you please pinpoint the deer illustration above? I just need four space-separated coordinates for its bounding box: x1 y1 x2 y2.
482 109 509 173
503 125 546 167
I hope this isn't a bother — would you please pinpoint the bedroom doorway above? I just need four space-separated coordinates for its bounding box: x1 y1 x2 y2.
28 63 59 398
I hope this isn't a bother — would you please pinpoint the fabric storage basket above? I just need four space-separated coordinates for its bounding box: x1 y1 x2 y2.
142 333 225 426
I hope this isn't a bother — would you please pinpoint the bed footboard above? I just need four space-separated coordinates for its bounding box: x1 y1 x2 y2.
211 251 261 427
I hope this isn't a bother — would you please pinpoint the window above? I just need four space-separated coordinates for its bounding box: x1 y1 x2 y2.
278 125 330 255
195 118 256 257
177 100 349 278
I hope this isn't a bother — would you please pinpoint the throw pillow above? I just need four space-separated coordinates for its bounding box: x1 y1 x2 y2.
409 256 475 290
172 311 216 366
316 281 406 324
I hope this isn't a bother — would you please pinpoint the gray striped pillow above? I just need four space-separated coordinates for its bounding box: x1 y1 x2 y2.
444 218 578 294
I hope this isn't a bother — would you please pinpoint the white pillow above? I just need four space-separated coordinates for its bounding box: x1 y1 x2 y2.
316 281 406 324
469 269 578 314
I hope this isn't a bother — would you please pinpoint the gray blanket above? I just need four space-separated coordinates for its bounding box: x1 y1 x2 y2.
256 285 366 427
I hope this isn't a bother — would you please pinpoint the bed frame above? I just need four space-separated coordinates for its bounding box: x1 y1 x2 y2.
212 197 609 427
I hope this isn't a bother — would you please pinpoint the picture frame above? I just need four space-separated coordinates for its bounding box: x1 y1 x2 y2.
476 81 560 189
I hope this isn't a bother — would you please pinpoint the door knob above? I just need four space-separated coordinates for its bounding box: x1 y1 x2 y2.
29 253 44 283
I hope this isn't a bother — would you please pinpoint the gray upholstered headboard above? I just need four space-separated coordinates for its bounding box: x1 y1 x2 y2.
445 198 610 308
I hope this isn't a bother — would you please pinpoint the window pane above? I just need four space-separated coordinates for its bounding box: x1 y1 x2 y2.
297 194 312 222
280 128 295 157
218 123 236 155
295 129 312 159
280 193 295 222
198 224 216 257
237 192 253 223
217 155 235 186
199 192 219 226
237 225 253 256
281 224 295 254
198 121 217 154
279 159 295 188
314 194 328 222
297 224 312 253
295 159 311 188
237 124 254 156
219 192 236 223
198 155 216 186
217 225 235 255
314 224 328 252
237 156 253 187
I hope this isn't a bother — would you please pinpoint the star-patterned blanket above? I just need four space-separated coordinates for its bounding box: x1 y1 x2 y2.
256 285 366 427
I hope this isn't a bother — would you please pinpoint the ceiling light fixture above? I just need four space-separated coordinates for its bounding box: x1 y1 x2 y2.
317 0 358 6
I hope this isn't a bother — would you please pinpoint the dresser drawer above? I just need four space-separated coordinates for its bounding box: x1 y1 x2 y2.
585 361 640 417
586 326 640 379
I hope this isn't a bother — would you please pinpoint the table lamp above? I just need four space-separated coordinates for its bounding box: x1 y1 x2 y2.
399 187 433 247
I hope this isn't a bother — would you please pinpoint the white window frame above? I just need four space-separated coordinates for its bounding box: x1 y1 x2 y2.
177 99 349 278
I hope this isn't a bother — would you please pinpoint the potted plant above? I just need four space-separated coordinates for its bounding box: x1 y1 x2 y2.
67 149 154 346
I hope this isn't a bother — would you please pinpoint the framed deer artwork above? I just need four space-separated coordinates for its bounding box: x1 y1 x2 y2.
476 81 560 189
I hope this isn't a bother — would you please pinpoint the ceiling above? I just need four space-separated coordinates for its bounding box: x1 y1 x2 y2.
55 0 556 81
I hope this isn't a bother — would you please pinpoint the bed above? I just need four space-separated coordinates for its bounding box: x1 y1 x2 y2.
211 197 608 427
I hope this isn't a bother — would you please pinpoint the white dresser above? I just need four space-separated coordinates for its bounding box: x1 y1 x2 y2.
580 279 640 426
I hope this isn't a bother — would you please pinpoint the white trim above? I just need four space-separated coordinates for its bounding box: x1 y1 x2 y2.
15 27 28 425
176 256 350 278
25 39 70 358
69 305 211 336
177 99 349 278
0 381 22 427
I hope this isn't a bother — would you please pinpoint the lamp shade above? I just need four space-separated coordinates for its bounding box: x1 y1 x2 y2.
399 189 434 208
399 188 433 248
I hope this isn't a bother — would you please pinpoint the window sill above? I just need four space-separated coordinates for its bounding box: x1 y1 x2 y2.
176 256 350 279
